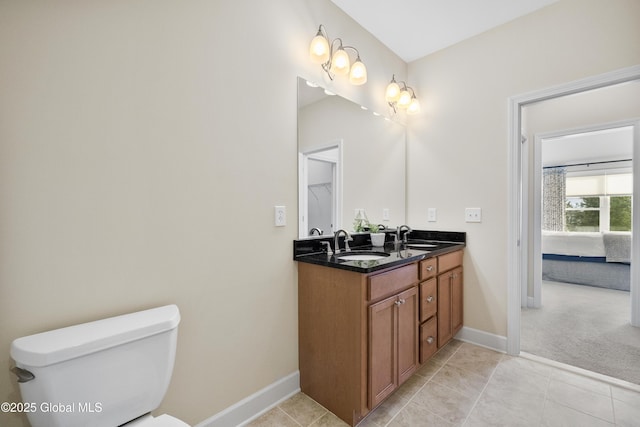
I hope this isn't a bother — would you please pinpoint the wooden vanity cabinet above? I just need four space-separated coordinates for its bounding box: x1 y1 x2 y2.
298 262 418 426
418 249 464 361
369 286 418 408
436 251 464 348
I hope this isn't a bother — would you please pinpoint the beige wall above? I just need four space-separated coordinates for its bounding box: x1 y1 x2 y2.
0 1 405 426
406 0 640 337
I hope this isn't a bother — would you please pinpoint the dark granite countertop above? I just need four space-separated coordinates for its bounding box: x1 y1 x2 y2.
293 230 466 274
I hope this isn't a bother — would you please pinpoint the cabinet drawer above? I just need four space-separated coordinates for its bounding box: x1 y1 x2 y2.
368 264 419 301
438 250 463 273
419 258 437 280
420 317 438 363
419 278 437 323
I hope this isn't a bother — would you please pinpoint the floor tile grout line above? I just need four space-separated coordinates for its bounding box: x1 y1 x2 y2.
460 353 504 426
306 409 330 427
276 406 304 427
610 388 617 426
539 367 553 426
383 342 463 427
545 378 618 425
382 363 446 427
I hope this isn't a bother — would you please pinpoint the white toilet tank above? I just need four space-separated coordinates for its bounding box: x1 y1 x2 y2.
11 305 182 427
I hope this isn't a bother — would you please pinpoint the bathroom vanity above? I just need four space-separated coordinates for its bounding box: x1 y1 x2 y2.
294 230 465 426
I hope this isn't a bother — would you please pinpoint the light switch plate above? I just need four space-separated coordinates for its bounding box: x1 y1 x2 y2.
382 208 390 221
275 206 286 226
465 207 482 223
427 208 437 222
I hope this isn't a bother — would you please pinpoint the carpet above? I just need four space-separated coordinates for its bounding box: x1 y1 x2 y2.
521 280 640 385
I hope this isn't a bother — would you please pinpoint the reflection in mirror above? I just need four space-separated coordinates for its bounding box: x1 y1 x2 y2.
301 145 340 237
297 77 406 238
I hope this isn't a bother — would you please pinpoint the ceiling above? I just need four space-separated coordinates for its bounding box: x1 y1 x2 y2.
330 0 559 62
542 126 634 169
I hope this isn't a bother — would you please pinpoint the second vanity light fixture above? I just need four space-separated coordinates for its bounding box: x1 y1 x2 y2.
386 75 420 115
309 24 367 85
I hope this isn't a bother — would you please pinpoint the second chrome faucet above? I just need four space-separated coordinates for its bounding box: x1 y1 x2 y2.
334 229 353 254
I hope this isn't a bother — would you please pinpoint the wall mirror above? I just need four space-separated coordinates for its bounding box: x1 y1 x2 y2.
297 77 407 238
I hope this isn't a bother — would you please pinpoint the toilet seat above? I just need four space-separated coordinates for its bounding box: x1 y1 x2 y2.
125 414 190 427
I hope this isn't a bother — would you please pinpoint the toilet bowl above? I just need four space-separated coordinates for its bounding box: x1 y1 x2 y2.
10 305 190 427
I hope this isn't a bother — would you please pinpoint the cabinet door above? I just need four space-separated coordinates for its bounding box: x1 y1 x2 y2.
369 295 397 408
437 273 452 347
397 287 418 385
451 267 463 335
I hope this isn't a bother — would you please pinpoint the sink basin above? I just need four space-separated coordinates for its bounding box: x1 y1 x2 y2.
405 240 438 249
336 251 390 261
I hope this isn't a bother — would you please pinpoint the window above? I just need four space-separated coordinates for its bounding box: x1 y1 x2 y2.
610 195 632 231
564 172 632 232
565 196 600 232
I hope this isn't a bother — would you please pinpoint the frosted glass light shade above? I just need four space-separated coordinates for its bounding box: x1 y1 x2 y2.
330 48 350 75
407 97 420 115
397 90 412 108
385 81 400 102
309 34 330 64
349 59 367 85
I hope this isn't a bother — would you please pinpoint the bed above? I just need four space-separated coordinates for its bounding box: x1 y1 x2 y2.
542 231 631 291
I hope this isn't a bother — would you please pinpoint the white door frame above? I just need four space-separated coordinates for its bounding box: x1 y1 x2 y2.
531 120 639 309
298 141 343 238
507 64 640 355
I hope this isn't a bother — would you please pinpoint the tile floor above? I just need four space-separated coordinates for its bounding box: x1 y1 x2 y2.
246 340 640 426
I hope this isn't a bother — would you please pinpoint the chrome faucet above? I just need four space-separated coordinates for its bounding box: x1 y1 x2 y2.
309 227 323 236
396 225 412 244
334 229 353 254
320 241 333 256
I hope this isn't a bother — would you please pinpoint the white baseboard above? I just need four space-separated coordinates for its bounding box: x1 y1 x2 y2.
194 371 300 427
455 326 507 353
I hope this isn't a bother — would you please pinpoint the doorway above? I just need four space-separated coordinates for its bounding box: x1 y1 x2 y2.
531 123 635 308
521 121 639 382
298 142 342 238
507 65 640 358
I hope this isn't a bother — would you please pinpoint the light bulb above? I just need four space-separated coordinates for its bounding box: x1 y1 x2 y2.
397 90 412 108
349 58 367 85
407 97 420 115
385 81 400 103
309 34 330 64
330 47 350 75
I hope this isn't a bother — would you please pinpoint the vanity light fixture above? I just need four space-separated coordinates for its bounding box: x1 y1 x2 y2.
309 25 367 85
385 75 420 115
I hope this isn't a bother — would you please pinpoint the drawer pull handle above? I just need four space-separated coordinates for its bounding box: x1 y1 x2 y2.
427 266 434 271
395 299 406 306
426 296 434 303
426 336 434 344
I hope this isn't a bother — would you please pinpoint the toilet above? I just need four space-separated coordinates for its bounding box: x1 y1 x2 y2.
10 304 190 427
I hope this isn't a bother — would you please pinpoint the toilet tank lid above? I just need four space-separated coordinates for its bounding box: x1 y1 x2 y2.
11 305 180 368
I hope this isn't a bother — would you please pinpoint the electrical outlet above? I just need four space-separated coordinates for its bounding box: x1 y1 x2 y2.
427 208 437 222
275 206 286 226
465 207 482 223
382 208 390 221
